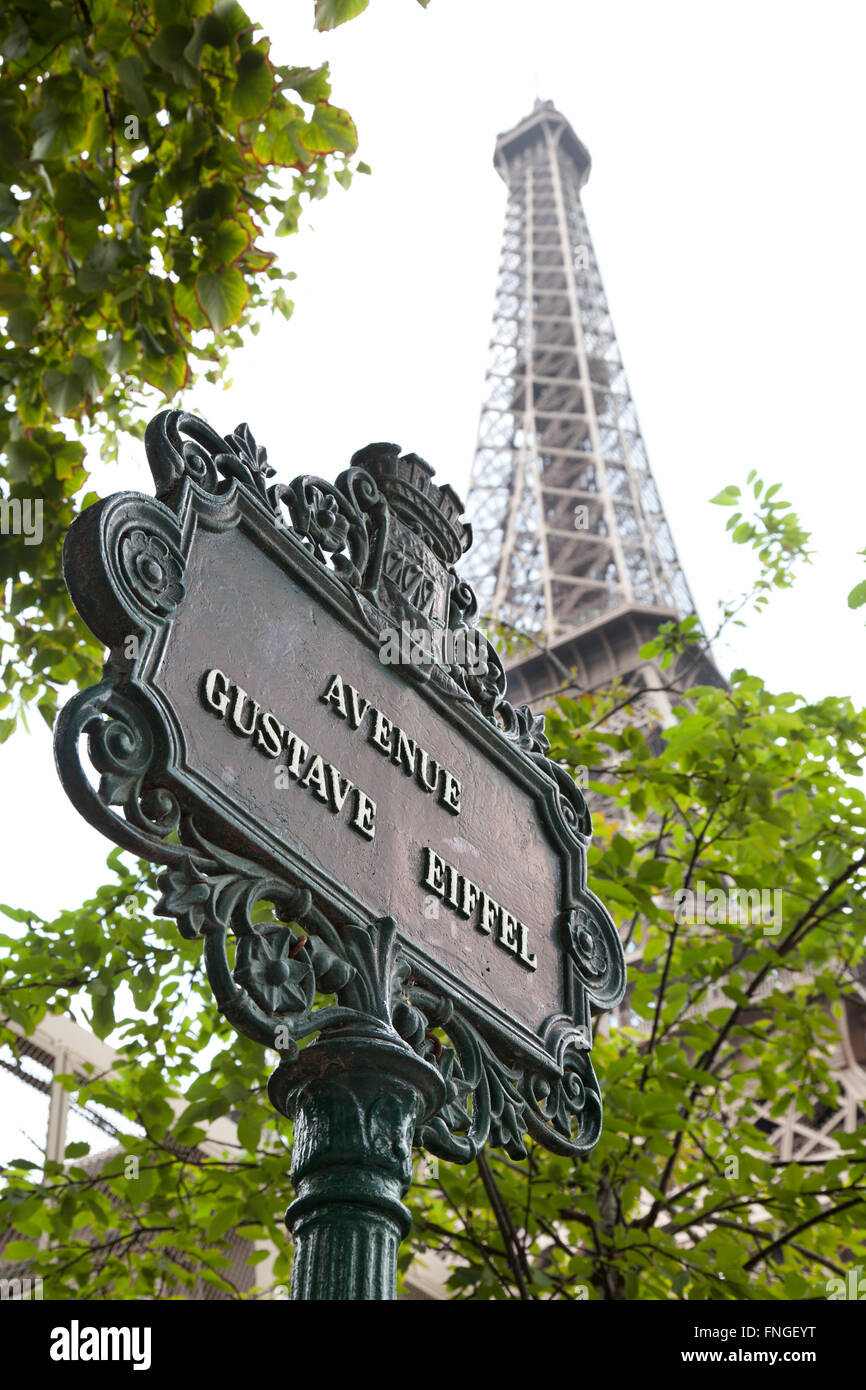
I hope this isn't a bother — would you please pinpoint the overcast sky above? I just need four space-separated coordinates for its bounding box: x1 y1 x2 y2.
3 0 866 928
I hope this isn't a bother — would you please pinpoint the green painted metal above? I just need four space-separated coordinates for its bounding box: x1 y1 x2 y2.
53 409 626 1299
278 1032 445 1300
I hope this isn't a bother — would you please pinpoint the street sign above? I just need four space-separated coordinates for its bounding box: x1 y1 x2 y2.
55 409 625 1296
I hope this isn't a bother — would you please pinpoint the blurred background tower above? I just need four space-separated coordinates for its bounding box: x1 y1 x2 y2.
463 100 720 707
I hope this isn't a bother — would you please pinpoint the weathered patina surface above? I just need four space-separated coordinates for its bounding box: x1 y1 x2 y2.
55 410 626 1297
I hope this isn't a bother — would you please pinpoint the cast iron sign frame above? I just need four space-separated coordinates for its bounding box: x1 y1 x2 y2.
55 409 626 1173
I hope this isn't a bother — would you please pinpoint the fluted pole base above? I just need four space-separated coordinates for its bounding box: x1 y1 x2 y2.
279 1033 446 1301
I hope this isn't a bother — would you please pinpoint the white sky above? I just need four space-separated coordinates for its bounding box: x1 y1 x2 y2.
3 0 866 927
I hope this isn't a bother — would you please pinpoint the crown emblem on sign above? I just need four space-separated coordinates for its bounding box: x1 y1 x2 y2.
349 442 472 568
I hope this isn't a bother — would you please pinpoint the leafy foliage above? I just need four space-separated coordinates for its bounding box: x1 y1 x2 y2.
1 482 865 1298
0 0 862 1303
0 849 297 1297
0 0 365 738
708 472 813 616
405 669 866 1299
399 500 866 1299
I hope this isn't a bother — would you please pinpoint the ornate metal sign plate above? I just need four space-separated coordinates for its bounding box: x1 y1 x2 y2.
55 410 625 1163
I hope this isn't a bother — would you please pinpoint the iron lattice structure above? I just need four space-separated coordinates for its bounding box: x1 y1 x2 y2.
463 102 865 1190
464 101 715 704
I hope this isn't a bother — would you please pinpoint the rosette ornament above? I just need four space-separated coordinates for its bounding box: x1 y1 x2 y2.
234 923 316 1017
563 899 626 1010
119 529 185 616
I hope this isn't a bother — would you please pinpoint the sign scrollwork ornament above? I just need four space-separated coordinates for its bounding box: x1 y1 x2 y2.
55 409 626 1299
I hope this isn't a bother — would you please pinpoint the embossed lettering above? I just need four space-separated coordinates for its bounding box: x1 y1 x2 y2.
319 671 461 816
458 878 480 920
438 769 462 816
351 789 377 841
256 710 285 759
420 847 537 972
327 764 354 813
416 748 439 793
444 864 460 910
346 684 369 730
229 686 259 737
479 893 498 936
300 754 330 803
516 921 537 970
423 846 445 895
203 668 231 718
393 728 417 777
498 911 519 954
369 708 393 754
283 730 310 780
320 673 348 718
202 671 379 843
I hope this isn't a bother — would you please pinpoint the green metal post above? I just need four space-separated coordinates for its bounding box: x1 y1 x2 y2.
273 1032 446 1300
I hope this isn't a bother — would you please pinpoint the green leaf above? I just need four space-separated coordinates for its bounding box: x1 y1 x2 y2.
847 579 866 611
232 49 274 119
195 267 248 330
314 0 370 30
91 987 116 1039
6 308 38 345
54 172 102 226
179 117 211 167
3 1240 39 1260
207 1206 237 1242
201 13 233 48
184 13 232 68
611 833 634 866
236 1114 261 1151
206 219 250 268
173 280 207 330
42 370 85 416
642 931 668 963
709 486 740 506
302 103 358 155
114 56 154 117
150 24 197 87
102 331 138 375
5 437 51 479
282 65 331 104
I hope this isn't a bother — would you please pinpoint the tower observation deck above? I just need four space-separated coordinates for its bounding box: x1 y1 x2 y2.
463 101 719 704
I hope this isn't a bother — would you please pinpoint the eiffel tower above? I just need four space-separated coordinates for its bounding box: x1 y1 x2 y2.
462 100 721 709
463 100 866 1168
